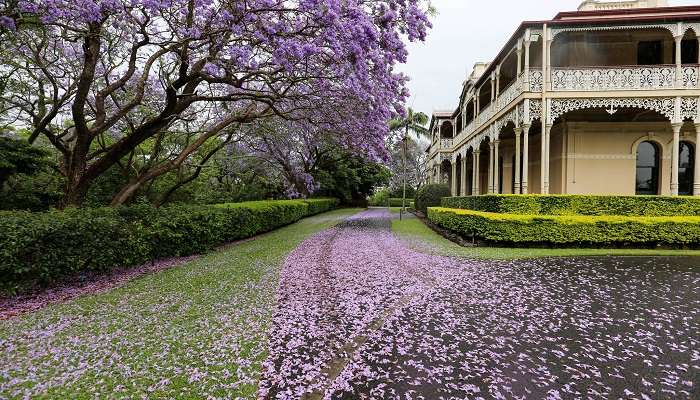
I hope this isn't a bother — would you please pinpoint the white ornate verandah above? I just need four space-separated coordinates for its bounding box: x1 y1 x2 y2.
432 17 700 196
446 94 700 197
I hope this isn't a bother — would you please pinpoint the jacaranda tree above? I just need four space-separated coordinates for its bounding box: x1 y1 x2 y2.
0 0 431 206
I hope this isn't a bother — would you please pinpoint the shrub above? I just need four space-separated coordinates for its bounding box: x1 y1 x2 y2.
368 188 390 206
415 184 451 214
0 198 339 294
389 198 413 207
441 194 700 216
428 207 700 246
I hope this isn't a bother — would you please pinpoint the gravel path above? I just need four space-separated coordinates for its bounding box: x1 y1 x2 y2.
260 208 700 399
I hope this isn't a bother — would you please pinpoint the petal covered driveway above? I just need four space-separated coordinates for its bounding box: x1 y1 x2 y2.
261 209 700 399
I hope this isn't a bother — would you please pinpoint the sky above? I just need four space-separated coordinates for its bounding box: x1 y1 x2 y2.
400 0 699 115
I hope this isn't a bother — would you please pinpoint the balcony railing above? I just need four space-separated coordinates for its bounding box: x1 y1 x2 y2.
496 78 523 111
551 65 700 91
440 138 453 149
682 65 699 88
529 70 543 92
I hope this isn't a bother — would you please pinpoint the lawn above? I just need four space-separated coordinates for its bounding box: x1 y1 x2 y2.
391 210 700 259
0 208 361 399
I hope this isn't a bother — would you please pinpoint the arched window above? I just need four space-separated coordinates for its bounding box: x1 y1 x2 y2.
679 141 695 196
636 141 660 195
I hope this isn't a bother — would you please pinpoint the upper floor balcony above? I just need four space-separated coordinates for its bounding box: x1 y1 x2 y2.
551 64 698 91
548 27 700 92
435 21 700 157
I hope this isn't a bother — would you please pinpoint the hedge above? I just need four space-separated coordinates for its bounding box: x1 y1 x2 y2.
428 207 700 246
388 198 413 207
0 198 339 294
415 184 451 214
441 194 700 216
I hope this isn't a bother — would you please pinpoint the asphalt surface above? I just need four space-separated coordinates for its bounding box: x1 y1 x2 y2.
260 208 700 400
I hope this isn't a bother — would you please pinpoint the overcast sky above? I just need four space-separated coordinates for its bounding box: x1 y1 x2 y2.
400 0 699 115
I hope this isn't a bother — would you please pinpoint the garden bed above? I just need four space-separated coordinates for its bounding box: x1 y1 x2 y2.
441 194 700 216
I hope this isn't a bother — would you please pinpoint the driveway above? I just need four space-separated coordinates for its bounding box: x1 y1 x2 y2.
260 208 700 399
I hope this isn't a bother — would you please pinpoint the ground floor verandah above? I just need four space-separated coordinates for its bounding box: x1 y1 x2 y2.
435 107 700 197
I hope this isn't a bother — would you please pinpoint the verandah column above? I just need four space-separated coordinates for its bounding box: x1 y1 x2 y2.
523 34 531 91
671 122 682 196
675 33 683 88
450 161 459 196
542 124 552 194
461 155 468 196
473 151 480 194
514 127 523 194
494 139 501 194
695 123 700 196
522 124 530 194
488 141 495 193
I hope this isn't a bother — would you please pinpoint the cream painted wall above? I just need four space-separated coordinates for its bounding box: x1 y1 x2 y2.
453 121 698 197
563 121 697 196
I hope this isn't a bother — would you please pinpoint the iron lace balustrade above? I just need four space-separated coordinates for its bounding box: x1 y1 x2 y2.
550 65 700 91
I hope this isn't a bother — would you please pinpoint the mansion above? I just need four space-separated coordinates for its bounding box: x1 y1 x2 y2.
427 0 700 197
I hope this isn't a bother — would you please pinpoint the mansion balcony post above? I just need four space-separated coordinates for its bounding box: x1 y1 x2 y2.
696 123 700 196
473 151 480 194
488 141 495 193
672 122 682 196
451 161 458 196
495 66 501 99
675 33 683 89
514 127 523 194
542 124 552 195
522 124 531 194
494 139 501 194
461 156 468 196
523 33 531 92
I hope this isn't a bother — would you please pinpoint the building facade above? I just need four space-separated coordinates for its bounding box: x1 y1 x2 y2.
426 0 700 197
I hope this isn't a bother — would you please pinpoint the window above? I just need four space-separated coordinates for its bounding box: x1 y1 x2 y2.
679 141 695 196
636 141 660 195
637 41 663 65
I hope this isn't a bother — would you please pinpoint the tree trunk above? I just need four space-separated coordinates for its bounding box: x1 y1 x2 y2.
60 175 91 208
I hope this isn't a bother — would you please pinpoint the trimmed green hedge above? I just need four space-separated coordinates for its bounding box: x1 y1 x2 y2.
428 207 700 246
388 198 413 207
415 184 451 214
441 194 700 216
0 198 339 293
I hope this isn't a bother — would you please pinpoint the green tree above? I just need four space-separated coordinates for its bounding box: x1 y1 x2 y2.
0 137 51 186
312 149 390 205
388 108 429 215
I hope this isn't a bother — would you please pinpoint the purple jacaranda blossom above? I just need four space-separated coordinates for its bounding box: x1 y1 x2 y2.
260 209 700 399
1 0 433 205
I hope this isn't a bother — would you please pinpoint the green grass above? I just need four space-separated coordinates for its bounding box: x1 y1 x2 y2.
0 208 361 399
392 214 700 259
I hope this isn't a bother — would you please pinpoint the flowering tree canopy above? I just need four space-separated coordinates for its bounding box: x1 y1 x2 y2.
0 0 431 206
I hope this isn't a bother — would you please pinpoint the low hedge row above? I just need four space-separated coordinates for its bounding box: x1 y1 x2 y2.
441 194 700 216
428 207 700 246
0 198 339 294
388 198 413 207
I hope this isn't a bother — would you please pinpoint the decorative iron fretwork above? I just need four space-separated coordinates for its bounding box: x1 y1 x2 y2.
682 66 699 88
548 97 675 124
496 79 523 110
528 99 542 123
681 97 700 122
551 66 675 91
529 70 543 92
